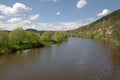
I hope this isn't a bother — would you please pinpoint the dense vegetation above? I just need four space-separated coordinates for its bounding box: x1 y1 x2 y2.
70 9 120 46
0 28 68 54
52 31 68 43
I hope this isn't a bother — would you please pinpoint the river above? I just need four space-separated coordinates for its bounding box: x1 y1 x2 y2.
0 37 120 80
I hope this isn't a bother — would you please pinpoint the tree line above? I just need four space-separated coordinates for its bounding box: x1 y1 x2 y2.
0 28 68 54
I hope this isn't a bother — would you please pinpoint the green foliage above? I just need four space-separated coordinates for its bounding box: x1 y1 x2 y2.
0 47 11 54
9 28 41 50
39 31 53 46
40 31 52 42
67 32 80 37
93 34 101 39
52 31 68 43
9 28 26 45
0 30 9 47
0 28 69 54
0 28 42 54
0 30 11 54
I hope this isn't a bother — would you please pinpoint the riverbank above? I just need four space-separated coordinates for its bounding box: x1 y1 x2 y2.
68 32 120 47
80 34 120 47
0 28 68 55
0 28 119 55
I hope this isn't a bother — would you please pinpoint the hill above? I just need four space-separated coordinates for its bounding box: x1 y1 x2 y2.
26 29 57 35
26 29 45 34
70 9 120 46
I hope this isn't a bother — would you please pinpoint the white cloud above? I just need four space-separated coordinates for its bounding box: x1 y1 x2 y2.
0 3 31 16
0 20 31 31
0 15 6 19
29 14 39 20
97 9 110 16
25 22 83 31
56 12 61 15
7 17 31 25
0 21 84 31
59 22 83 30
23 20 31 25
76 0 87 9
7 17 22 23
0 23 23 30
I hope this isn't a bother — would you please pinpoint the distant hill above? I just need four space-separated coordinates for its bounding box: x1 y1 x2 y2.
71 9 120 45
26 29 56 35
26 29 45 34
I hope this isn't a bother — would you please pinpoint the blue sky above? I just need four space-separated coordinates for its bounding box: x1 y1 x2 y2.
0 0 120 31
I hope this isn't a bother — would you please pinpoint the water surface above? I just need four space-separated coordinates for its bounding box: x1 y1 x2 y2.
0 37 120 80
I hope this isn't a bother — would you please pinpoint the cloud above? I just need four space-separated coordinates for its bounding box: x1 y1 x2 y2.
56 12 61 15
0 15 6 19
97 9 110 16
29 14 39 20
0 17 31 30
7 17 22 23
59 22 83 29
0 3 31 16
76 0 87 9
0 23 18 30
0 21 84 31
26 22 83 31
7 17 31 25
23 20 31 25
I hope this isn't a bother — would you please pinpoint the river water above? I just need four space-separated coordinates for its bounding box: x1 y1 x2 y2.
0 37 120 80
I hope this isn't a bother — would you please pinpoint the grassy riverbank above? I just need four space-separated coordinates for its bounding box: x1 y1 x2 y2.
0 28 68 54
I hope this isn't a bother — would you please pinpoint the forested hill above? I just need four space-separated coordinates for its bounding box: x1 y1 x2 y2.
70 9 120 46
26 29 45 34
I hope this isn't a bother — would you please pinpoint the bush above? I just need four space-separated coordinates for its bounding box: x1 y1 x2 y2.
52 32 68 43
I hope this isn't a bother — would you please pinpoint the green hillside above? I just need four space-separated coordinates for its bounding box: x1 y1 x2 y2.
71 9 120 46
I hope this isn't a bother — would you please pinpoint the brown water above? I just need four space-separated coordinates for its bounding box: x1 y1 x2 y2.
0 37 120 80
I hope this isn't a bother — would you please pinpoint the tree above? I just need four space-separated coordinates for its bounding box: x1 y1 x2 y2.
9 28 25 45
9 28 41 50
52 31 67 43
0 30 9 47
40 31 52 42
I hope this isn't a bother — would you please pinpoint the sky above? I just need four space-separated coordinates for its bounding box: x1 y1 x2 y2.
0 0 120 31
